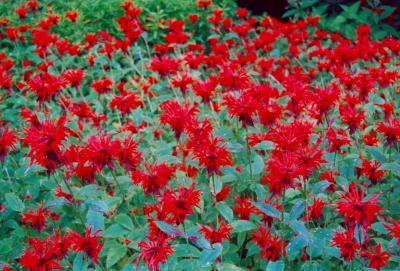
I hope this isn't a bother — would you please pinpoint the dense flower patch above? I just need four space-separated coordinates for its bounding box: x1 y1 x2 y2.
0 0 400 270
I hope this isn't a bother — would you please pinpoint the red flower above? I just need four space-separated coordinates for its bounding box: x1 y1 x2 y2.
16 4 28 20
160 100 198 139
305 198 325 221
215 185 231 202
149 55 179 77
160 184 201 224
26 73 66 104
22 115 74 173
91 77 113 95
62 68 85 88
233 196 257 220
336 182 382 228
131 162 175 195
192 79 216 103
110 86 143 115
191 136 233 176
21 203 50 232
377 118 400 146
197 0 212 8
252 226 287 262
223 90 259 127
69 228 104 263
0 264 13 271
65 10 79 23
199 219 232 244
19 237 62 271
384 219 400 245
170 72 193 95
49 230 73 260
112 136 142 171
80 134 116 172
356 159 386 185
135 235 174 271
331 228 360 262
262 151 303 195
326 128 351 154
361 244 390 270
0 127 17 161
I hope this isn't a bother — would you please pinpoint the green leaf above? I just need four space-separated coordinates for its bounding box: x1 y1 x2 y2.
287 236 308 258
5 193 25 212
103 224 129 238
216 202 233 222
199 243 222 267
232 220 256 233
250 154 265 175
348 1 360 15
192 235 212 250
289 201 306 220
222 263 245 271
372 222 388 234
380 6 396 19
312 181 330 194
266 260 285 271
76 185 101 199
253 202 281 219
254 141 274 151
366 146 385 163
289 220 312 241
73 253 87 271
115 214 135 231
86 210 104 231
379 162 400 176
155 220 184 237
106 243 127 268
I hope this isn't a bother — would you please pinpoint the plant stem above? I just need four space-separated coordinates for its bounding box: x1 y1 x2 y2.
111 170 126 203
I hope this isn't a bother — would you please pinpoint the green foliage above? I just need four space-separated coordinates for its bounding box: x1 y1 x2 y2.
285 0 399 39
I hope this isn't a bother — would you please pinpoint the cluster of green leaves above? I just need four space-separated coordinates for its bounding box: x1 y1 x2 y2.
284 0 399 39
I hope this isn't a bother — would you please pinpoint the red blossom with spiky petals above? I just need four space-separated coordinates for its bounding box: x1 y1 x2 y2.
361 244 390 270
252 226 287 262
331 228 360 262
21 203 50 232
0 127 17 162
135 235 174 271
336 182 382 228
160 183 201 224
199 219 232 244
69 228 104 264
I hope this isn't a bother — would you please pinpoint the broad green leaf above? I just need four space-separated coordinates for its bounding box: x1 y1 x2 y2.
222 263 245 271
254 141 274 151
232 220 256 233
250 154 264 175
106 243 127 268
73 253 87 271
103 224 129 238
289 220 312 241
86 210 104 231
372 222 388 234
287 236 308 258
289 201 306 220
115 214 135 231
266 260 284 271
366 146 385 163
5 193 25 212
216 202 233 222
253 202 281 219
155 220 184 237
199 243 222 267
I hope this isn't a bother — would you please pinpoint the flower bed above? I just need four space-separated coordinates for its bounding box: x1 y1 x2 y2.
0 0 400 270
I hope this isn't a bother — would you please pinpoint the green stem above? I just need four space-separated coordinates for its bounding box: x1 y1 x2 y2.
111 170 126 203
